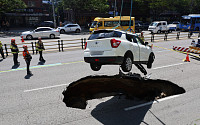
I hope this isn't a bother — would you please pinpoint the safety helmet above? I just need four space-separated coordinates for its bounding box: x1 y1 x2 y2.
23 45 27 48
11 39 15 43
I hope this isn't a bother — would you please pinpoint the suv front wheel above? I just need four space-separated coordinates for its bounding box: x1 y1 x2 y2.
90 63 101 71
121 56 132 72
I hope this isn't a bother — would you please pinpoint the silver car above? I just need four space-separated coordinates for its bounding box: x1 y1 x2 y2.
57 24 81 33
21 27 60 40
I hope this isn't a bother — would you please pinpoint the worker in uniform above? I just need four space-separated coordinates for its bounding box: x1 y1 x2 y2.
10 39 19 65
196 38 200 48
140 32 144 41
36 37 45 62
0 41 5 59
191 39 196 47
23 45 32 75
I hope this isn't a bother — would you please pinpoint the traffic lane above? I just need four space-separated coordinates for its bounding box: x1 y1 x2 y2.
0 33 90 45
0 49 85 72
142 87 200 125
0 48 199 124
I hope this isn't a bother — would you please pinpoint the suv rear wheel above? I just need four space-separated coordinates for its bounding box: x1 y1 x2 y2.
121 56 132 72
90 63 101 71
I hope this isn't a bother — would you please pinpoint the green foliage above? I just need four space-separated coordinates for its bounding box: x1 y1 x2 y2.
134 0 200 16
62 0 109 13
0 0 27 13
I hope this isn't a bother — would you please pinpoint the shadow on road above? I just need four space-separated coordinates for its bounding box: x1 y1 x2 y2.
37 60 46 65
12 64 20 69
0 59 3 62
24 73 33 79
91 96 163 125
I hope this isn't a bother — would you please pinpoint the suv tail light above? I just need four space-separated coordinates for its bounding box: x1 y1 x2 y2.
84 42 87 49
110 39 121 48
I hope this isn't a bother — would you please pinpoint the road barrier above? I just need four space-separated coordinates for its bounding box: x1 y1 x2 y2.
2 31 200 57
2 38 85 57
145 31 200 42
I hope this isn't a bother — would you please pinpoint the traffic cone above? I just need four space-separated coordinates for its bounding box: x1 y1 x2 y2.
183 52 190 62
21 36 24 42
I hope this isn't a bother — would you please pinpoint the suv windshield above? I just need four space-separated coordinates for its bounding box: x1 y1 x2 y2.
88 30 122 40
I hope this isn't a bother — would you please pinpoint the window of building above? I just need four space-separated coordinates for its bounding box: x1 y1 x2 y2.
28 1 36 7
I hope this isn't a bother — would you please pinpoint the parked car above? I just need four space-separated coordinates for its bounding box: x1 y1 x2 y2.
21 27 60 40
148 21 170 33
37 21 54 28
84 29 155 72
57 24 81 33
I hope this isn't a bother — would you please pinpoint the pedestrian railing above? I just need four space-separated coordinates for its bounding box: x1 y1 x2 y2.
1 31 200 57
144 31 200 42
2 38 86 57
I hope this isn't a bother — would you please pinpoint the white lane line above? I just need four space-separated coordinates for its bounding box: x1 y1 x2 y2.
23 63 184 93
152 63 184 70
24 83 68 92
124 95 180 111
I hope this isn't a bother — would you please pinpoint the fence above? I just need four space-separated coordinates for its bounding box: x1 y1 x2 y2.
144 31 200 42
2 31 200 57
2 38 87 57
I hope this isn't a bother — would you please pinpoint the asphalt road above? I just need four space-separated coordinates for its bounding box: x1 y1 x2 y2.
0 34 200 125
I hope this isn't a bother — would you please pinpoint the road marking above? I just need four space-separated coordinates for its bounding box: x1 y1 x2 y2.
152 63 184 70
0 61 84 74
24 83 69 92
124 94 180 111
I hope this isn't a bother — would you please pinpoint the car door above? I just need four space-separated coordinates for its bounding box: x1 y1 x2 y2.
133 36 149 61
34 28 44 38
42 28 52 38
64 25 72 32
163 22 167 31
126 34 140 61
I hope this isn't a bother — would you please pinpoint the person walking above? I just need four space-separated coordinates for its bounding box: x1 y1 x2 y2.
36 37 45 62
10 39 19 65
0 41 5 59
23 45 32 75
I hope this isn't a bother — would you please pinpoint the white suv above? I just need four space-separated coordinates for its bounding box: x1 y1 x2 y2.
57 24 81 33
84 29 155 72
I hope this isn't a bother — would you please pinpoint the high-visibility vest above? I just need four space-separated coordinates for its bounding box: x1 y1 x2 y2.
0 42 3 49
36 41 45 51
23 50 32 60
10 44 19 54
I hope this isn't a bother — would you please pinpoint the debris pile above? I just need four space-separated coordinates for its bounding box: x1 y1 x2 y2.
62 74 185 109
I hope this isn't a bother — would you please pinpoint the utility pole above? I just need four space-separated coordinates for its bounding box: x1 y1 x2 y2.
51 0 56 28
114 0 116 17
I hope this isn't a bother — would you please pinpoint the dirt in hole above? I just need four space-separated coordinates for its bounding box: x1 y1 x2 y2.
62 73 185 109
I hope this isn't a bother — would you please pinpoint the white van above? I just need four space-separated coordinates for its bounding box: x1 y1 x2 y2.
148 21 169 33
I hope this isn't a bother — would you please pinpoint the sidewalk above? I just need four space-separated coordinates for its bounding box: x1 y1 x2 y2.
0 27 34 37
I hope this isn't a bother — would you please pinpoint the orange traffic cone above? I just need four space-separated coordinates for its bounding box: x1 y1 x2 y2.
21 36 24 42
183 52 190 62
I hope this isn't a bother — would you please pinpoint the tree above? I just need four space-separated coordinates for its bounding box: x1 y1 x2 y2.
0 0 27 14
62 0 109 22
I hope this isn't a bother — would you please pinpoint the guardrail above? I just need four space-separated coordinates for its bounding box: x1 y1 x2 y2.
1 31 200 57
2 38 87 57
144 31 200 42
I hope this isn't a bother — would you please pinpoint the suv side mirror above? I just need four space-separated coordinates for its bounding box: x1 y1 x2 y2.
145 42 148 45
